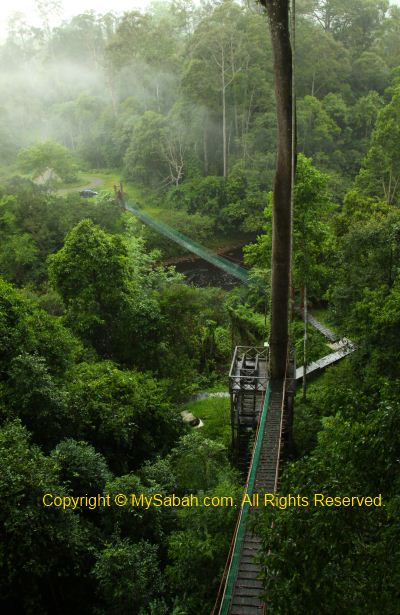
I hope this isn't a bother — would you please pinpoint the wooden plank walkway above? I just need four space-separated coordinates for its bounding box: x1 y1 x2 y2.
217 313 357 614
294 308 339 342
306 313 338 342
295 343 355 381
226 382 284 615
295 310 356 380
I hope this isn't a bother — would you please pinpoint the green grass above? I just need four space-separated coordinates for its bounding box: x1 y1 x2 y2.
181 396 231 448
55 169 252 253
56 168 253 255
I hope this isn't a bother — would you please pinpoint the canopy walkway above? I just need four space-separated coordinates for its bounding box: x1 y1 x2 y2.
295 340 355 381
294 308 356 381
125 202 249 283
125 199 357 612
214 316 356 614
218 380 287 614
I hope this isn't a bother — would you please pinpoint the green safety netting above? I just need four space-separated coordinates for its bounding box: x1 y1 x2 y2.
219 385 271 614
125 203 249 284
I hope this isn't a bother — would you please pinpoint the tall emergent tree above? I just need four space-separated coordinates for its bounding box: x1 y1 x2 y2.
260 0 295 378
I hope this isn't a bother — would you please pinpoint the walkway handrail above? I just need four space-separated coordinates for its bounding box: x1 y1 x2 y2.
214 384 271 615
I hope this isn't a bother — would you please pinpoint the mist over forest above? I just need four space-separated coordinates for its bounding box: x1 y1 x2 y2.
0 1 400 614
1 0 398 197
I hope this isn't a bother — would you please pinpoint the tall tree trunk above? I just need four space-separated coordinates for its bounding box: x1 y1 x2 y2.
262 0 294 379
203 123 209 176
230 41 239 141
221 48 228 178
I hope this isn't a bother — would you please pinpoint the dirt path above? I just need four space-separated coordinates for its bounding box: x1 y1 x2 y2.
58 176 105 195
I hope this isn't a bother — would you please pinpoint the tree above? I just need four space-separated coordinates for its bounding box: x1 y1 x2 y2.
351 50 389 93
183 0 248 177
168 431 232 493
356 85 400 204
295 18 350 97
304 0 389 50
260 0 294 379
66 361 182 474
51 439 112 496
6 352 69 450
157 284 230 390
35 0 62 38
0 195 40 284
297 95 341 162
17 141 78 183
0 420 89 614
258 381 400 613
0 181 125 287
92 539 164 614
123 111 169 187
0 276 80 380
351 90 384 140
292 156 335 295
167 475 242 615
48 219 161 364
245 155 335 300
379 5 400 68
329 190 400 327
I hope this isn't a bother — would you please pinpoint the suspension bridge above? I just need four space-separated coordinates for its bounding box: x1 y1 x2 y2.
125 200 355 614
125 202 249 283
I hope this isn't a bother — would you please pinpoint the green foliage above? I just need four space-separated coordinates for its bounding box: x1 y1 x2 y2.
168 431 232 493
0 195 40 283
0 420 89 613
51 439 112 496
123 111 169 187
18 140 78 183
298 95 341 163
49 219 161 364
157 284 230 393
165 172 267 233
0 276 80 380
245 154 336 300
357 85 400 204
257 380 400 614
291 318 330 365
67 361 182 474
139 456 177 493
292 361 361 455
5 353 69 449
329 190 400 328
93 538 164 614
141 209 215 256
0 181 124 286
100 472 177 545
167 476 242 615
348 276 400 379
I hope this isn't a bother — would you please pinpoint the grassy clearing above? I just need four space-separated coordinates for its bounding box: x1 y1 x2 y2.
181 396 231 448
57 170 252 253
